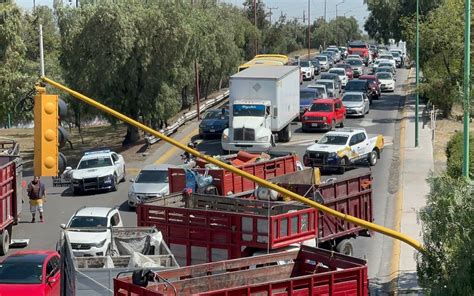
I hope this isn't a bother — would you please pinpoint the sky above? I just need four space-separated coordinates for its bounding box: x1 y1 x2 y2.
15 0 369 30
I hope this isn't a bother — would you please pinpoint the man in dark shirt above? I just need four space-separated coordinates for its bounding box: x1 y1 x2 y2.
27 176 46 223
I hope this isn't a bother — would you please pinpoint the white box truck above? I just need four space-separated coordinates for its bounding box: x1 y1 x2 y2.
221 66 300 152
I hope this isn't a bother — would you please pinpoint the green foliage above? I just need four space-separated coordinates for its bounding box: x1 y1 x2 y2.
418 173 474 295
311 17 362 48
445 131 474 178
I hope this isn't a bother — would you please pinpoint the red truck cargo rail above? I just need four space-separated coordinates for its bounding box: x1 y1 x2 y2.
267 168 373 243
138 193 318 266
169 152 300 196
113 246 368 296
0 142 22 255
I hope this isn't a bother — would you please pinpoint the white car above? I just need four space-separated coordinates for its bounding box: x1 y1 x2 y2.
299 60 314 80
303 128 384 174
373 58 390 73
328 68 348 87
307 84 328 98
61 207 123 257
342 92 370 117
378 54 396 69
326 48 341 62
315 55 330 71
128 164 174 207
71 150 126 195
376 72 396 92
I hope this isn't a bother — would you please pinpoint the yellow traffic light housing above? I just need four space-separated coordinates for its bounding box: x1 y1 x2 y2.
34 86 59 176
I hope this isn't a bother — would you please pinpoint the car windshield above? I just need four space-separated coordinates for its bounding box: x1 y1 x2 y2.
310 103 332 112
391 52 400 57
318 135 349 145
379 63 392 68
317 81 334 90
78 157 112 169
69 216 108 228
330 69 345 76
347 59 363 66
0 261 44 284
204 110 227 120
136 170 168 183
380 55 393 60
300 61 310 67
316 56 327 62
320 74 337 80
345 81 366 91
377 68 392 73
233 104 265 117
300 90 319 100
343 94 363 102
377 73 393 79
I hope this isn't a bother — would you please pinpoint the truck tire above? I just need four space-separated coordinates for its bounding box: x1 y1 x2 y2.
0 229 10 256
368 149 378 166
336 239 353 256
279 124 291 143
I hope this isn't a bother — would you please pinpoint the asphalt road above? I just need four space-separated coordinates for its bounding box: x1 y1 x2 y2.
10 64 409 292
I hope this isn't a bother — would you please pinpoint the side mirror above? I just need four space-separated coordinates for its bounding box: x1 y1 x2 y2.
65 166 72 171
47 277 57 286
129 178 135 183
60 224 66 229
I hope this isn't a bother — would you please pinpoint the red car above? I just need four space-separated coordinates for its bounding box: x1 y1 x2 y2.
359 74 381 99
337 63 354 79
301 98 346 132
0 250 60 296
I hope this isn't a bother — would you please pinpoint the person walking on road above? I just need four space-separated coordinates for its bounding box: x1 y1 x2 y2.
27 176 46 223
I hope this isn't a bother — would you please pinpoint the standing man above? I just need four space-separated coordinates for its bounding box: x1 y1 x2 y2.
27 176 46 223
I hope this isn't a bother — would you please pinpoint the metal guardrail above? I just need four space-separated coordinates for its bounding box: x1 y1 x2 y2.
144 90 230 146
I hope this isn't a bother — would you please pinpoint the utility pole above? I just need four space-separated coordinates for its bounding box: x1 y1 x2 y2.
307 0 310 59
254 0 258 55
336 1 345 45
462 0 471 178
192 1 201 120
323 0 327 49
268 6 278 24
415 0 419 147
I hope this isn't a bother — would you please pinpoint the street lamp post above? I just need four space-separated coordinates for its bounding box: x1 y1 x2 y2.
335 1 345 45
308 0 311 59
415 0 419 147
462 0 471 178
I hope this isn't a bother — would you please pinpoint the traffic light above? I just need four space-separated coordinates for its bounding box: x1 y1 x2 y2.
33 85 69 176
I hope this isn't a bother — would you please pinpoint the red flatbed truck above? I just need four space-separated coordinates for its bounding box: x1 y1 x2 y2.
137 167 373 264
168 151 302 196
113 246 368 296
137 193 318 266
0 139 23 255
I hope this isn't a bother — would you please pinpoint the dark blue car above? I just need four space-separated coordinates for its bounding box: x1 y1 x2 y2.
300 88 321 116
199 109 229 139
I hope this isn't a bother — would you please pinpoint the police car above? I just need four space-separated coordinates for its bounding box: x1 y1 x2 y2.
71 150 126 195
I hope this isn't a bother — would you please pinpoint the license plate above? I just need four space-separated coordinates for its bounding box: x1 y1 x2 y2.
311 123 319 127
210 129 215 132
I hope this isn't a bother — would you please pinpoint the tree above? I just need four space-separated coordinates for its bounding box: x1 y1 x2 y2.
418 173 474 294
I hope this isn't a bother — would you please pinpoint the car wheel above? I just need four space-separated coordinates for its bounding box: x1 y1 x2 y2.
368 149 378 166
111 175 118 192
338 157 348 174
73 187 82 195
331 120 336 131
339 118 345 128
121 166 126 182
0 229 10 256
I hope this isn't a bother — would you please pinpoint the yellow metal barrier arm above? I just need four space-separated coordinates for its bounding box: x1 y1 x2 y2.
41 76 424 252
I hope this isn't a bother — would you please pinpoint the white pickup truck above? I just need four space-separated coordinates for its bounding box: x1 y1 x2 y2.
303 128 384 174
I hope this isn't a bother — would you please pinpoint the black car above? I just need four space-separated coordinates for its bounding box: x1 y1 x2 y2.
344 79 375 104
311 59 321 75
199 109 229 139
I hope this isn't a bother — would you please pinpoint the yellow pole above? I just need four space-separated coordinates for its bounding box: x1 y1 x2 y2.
41 76 424 252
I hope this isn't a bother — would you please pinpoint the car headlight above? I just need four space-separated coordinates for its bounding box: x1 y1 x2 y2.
222 133 229 141
303 116 308 121
91 239 107 248
103 175 114 184
258 136 269 142
322 116 327 121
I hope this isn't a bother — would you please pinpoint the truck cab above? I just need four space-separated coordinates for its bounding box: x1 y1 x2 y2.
222 66 299 153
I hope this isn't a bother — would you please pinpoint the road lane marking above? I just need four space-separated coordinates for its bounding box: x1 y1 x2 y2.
154 128 198 165
389 71 411 289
